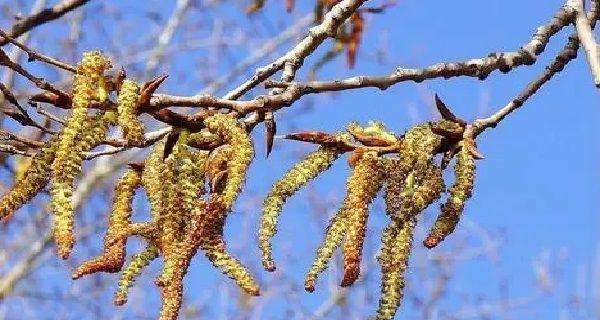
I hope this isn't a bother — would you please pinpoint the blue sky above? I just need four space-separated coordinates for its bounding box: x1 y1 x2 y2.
1 0 600 319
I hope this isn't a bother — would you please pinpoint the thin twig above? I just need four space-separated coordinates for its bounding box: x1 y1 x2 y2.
223 0 368 100
0 29 77 72
471 3 600 137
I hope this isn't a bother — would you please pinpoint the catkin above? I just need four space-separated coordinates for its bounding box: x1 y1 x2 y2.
259 146 340 271
0 133 61 219
72 168 142 279
304 150 384 291
304 208 348 292
341 150 384 287
203 113 254 209
142 141 166 224
53 51 110 186
114 245 160 306
201 235 260 296
50 51 111 259
425 139 476 248
117 80 145 147
375 217 416 320
51 112 112 259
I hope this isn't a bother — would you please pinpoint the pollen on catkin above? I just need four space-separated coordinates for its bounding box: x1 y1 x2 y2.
114 244 160 306
117 80 145 147
51 112 112 259
424 138 476 248
72 168 142 279
375 217 416 320
49 51 112 259
0 133 60 220
203 113 254 209
201 235 261 296
341 150 384 287
53 51 111 186
259 146 341 271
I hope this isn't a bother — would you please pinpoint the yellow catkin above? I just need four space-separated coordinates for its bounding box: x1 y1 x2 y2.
142 141 166 225
114 244 159 306
304 208 348 292
259 146 340 271
425 140 476 248
50 51 111 259
51 112 112 259
304 150 384 291
72 169 142 279
375 217 416 320
201 235 261 296
53 51 110 184
203 113 254 209
0 133 60 219
158 140 206 288
117 80 145 147
156 154 179 287
384 159 444 222
341 150 384 287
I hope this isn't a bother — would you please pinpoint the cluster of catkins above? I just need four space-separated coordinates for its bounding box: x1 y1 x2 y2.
259 119 478 319
0 52 259 320
0 50 480 320
0 51 147 259
73 112 257 320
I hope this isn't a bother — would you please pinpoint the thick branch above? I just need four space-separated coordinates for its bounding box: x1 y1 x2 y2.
573 0 600 86
266 2 577 93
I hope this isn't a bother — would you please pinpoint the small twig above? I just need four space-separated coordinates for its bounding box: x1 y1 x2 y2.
0 29 76 72
85 127 171 159
471 3 600 137
34 103 65 125
144 0 191 76
266 1 577 93
223 0 368 100
0 48 69 97
0 144 35 157
0 129 44 148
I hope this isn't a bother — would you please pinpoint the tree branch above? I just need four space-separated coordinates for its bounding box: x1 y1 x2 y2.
573 0 600 87
223 0 369 100
265 2 577 93
471 1 600 137
0 0 92 46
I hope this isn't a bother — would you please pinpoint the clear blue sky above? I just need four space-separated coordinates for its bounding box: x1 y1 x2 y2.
2 0 599 319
